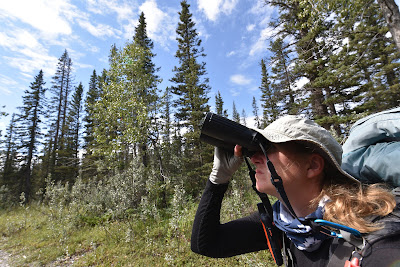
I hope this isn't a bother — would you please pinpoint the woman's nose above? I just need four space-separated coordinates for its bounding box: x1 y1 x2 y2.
250 151 264 164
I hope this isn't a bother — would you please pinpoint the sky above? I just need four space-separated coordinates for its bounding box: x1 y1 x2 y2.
0 0 280 133
1 0 399 134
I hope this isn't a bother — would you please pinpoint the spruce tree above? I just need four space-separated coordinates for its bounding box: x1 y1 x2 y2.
259 59 279 127
215 91 228 117
82 70 101 179
47 50 74 181
94 41 161 170
170 0 211 195
64 82 84 181
241 109 247 126
16 70 46 201
232 101 240 123
252 96 261 128
269 38 298 115
133 12 161 168
1 114 19 199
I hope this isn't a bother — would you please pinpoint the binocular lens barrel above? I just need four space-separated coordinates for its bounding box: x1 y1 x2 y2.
200 112 266 156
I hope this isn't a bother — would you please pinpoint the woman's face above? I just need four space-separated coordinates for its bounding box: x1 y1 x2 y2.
250 143 310 198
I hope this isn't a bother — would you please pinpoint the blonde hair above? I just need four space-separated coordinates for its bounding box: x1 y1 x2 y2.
319 177 396 233
283 141 396 233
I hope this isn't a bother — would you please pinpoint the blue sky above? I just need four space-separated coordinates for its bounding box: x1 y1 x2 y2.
1 0 400 134
0 0 278 133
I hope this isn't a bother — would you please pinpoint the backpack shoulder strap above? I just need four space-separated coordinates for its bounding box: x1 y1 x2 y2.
326 238 355 267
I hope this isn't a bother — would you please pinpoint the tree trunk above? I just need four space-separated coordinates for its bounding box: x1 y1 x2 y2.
378 0 400 52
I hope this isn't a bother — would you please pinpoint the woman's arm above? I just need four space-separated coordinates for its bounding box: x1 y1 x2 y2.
191 180 268 258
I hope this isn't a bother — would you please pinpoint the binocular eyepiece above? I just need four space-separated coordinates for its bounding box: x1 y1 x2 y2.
200 112 268 157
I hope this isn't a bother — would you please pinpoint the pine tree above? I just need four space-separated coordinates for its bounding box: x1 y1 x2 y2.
64 82 84 181
94 41 161 170
16 70 46 201
264 0 400 133
232 101 240 123
259 59 279 127
241 109 247 126
1 114 19 198
349 2 400 112
83 70 100 152
171 0 210 129
82 70 101 179
215 91 228 117
269 38 298 115
252 96 261 128
0 106 7 138
170 0 211 195
47 50 74 181
377 0 400 52
133 12 161 168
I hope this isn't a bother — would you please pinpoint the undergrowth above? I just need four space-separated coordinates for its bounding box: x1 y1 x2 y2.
0 161 275 266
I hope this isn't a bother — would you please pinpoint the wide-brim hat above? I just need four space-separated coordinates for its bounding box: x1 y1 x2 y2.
255 115 360 184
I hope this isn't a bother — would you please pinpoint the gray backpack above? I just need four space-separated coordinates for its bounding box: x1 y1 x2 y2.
342 107 400 188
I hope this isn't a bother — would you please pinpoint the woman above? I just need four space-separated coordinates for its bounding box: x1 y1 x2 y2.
191 115 400 266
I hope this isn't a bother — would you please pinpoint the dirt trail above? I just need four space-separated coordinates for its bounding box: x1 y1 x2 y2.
0 250 10 267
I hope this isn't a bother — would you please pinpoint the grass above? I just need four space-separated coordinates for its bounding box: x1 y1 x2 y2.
0 198 275 266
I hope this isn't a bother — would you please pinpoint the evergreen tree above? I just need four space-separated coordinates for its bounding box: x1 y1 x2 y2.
265 0 400 133
1 114 19 198
232 101 240 123
94 41 161 170
259 59 279 127
82 70 101 179
170 0 211 195
348 2 400 112
16 70 46 201
377 0 400 52
47 50 74 181
215 91 228 117
241 109 247 126
252 96 261 128
133 12 161 168
266 0 333 128
0 106 7 137
269 38 298 115
63 82 84 181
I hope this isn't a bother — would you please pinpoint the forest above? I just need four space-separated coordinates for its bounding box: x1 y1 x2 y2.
0 0 399 265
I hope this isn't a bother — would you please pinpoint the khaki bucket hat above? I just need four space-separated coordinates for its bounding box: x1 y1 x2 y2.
256 115 360 184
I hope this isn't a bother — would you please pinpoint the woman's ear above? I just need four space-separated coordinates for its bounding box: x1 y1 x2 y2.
307 153 325 179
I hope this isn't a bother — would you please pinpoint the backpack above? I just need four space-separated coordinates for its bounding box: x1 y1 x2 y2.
328 107 400 267
342 107 400 188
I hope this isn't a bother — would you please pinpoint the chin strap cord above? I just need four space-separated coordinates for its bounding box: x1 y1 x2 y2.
244 156 283 266
244 142 329 266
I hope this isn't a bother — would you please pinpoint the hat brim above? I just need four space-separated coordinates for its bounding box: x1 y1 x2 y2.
256 128 361 185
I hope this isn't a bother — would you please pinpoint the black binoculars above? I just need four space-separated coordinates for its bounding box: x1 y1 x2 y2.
200 112 268 157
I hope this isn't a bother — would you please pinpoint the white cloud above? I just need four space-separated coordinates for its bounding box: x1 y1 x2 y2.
0 28 58 76
140 0 166 38
226 51 236 57
77 19 120 38
230 88 240 97
135 0 178 49
246 24 255 32
4 53 58 77
249 26 279 56
0 75 18 95
230 74 251 85
0 0 74 35
247 1 278 57
197 0 238 21
86 0 136 22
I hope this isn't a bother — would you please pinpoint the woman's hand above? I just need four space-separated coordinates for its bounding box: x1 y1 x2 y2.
209 145 244 184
